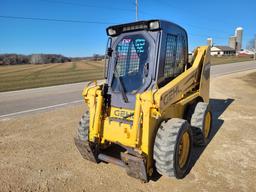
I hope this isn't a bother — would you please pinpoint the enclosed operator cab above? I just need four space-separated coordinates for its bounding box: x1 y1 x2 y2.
105 20 188 109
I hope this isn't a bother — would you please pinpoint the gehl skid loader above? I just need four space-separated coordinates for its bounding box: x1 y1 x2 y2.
75 20 212 182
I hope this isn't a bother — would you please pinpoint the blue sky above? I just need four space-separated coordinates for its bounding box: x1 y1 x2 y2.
0 0 255 57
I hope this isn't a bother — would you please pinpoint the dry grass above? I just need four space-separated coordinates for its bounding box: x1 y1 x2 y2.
0 60 104 92
211 55 253 65
0 56 253 92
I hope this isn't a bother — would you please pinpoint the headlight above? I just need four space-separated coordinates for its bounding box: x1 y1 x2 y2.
108 28 116 36
149 21 160 30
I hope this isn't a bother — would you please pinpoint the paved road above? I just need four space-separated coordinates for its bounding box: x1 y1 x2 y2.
210 60 256 77
0 60 256 118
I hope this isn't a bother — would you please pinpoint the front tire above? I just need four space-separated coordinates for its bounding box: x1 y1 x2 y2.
153 118 193 179
78 111 90 141
75 111 100 163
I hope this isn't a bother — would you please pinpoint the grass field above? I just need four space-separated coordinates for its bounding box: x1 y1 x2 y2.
0 60 104 92
0 56 254 92
210 55 253 65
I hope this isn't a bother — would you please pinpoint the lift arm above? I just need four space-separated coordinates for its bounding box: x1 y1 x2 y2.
154 46 210 113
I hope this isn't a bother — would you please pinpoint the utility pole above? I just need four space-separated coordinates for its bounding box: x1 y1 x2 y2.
254 39 256 60
136 0 138 21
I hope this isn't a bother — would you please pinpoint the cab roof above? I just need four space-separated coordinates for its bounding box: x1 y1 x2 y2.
106 19 187 36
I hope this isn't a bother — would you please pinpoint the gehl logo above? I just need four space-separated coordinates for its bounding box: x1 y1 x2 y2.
114 110 134 119
163 86 180 105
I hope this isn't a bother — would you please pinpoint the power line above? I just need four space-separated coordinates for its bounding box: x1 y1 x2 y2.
3 0 235 37
0 15 231 41
0 15 116 25
37 0 135 12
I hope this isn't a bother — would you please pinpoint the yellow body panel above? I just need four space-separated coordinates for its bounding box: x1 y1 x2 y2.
102 107 137 147
82 46 210 175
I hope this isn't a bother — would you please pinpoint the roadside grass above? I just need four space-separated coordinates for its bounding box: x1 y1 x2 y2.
0 56 254 92
210 55 253 65
0 60 104 92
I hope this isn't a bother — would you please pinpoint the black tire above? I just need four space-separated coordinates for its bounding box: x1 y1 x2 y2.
153 118 193 179
78 111 89 141
75 111 100 163
191 102 212 146
184 102 197 124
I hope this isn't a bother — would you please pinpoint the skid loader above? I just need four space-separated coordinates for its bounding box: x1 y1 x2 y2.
75 20 212 182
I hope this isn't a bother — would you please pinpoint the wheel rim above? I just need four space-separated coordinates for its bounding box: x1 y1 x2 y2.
204 112 211 139
178 131 190 168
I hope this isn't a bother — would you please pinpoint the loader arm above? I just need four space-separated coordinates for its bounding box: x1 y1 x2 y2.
154 46 210 113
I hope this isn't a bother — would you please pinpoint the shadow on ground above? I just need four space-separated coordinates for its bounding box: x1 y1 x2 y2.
187 98 234 174
151 98 234 181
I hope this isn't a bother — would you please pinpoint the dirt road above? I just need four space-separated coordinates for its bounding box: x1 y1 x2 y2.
0 70 256 192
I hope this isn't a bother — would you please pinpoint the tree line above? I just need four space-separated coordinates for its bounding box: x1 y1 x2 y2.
0 54 105 65
0 54 71 65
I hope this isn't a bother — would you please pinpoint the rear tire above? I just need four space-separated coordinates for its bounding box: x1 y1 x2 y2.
191 102 212 146
153 118 192 179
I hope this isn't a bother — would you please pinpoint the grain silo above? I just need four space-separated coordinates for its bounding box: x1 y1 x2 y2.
235 27 243 52
228 36 237 50
207 38 213 47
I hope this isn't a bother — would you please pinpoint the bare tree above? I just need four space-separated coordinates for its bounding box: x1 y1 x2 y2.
246 34 256 50
92 54 100 61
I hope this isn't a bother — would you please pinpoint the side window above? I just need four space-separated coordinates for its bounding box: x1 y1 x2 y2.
164 34 177 78
175 35 185 76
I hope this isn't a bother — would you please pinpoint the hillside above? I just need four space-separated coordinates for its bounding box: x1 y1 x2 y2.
0 60 104 92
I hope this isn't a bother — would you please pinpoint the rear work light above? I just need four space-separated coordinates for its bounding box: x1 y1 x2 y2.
107 28 116 36
149 21 160 30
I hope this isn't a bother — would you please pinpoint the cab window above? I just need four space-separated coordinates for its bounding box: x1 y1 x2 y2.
161 34 186 86
111 34 149 93
175 35 186 76
164 34 177 78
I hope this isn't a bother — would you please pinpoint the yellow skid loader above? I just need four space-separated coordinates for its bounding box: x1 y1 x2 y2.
75 20 212 182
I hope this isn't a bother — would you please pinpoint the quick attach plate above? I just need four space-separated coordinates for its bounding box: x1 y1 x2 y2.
74 137 100 163
121 152 148 182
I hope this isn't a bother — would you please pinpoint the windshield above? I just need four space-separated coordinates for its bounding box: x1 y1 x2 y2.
111 34 149 94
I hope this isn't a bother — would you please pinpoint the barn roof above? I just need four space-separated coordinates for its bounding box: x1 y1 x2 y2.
214 46 235 51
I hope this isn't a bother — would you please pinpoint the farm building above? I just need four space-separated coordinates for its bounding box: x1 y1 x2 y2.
210 46 236 56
